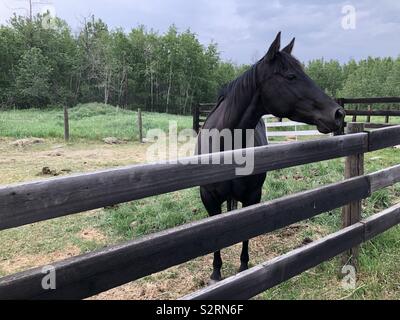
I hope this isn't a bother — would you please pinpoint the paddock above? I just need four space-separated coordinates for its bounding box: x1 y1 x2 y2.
0 124 400 300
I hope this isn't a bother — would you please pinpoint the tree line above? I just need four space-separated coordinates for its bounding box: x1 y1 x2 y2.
0 14 399 114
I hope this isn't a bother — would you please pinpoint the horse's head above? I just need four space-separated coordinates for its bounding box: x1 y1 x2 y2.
256 32 345 133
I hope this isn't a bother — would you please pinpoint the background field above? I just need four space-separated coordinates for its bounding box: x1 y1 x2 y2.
0 103 192 141
0 105 400 299
2 103 399 142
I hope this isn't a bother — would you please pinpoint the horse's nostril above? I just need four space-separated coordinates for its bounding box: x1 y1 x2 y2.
335 109 346 123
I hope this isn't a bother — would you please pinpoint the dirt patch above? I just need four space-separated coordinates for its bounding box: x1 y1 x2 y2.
47 151 64 157
78 228 107 243
36 167 72 177
278 224 306 237
0 139 152 184
38 166 60 176
103 137 127 145
0 246 80 274
10 138 45 147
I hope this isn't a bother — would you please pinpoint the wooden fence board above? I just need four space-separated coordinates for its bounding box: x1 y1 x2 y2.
369 126 400 151
342 97 400 104
369 165 400 193
363 203 400 240
345 110 400 117
0 133 368 231
182 202 400 300
182 224 364 300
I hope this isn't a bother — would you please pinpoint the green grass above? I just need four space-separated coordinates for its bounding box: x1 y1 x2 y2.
100 188 209 240
0 103 192 141
0 211 104 261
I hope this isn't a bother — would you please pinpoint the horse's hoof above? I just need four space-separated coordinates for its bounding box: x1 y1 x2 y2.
208 272 222 285
208 278 221 286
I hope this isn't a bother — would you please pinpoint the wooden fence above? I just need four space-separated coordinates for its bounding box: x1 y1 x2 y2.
193 97 400 134
335 97 400 129
0 125 400 300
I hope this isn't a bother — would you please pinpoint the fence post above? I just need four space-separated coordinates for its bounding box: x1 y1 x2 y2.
138 108 143 143
385 107 390 124
342 122 365 267
63 105 70 142
352 106 358 122
367 105 371 123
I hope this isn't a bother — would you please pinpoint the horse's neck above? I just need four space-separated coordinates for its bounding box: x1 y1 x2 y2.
222 91 265 130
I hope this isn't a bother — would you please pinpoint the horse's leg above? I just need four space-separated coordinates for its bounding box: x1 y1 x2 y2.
200 187 223 283
239 240 249 272
239 189 262 272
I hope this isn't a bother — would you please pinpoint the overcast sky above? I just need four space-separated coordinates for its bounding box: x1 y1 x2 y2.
1 0 399 64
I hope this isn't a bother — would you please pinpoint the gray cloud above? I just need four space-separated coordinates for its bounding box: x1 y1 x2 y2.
1 0 399 64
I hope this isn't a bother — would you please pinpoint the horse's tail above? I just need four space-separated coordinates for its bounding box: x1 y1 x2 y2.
227 198 238 212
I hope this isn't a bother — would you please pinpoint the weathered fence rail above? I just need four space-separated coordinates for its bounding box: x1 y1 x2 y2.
337 97 400 104
0 133 369 230
336 97 400 125
183 202 400 300
0 125 400 300
345 110 400 117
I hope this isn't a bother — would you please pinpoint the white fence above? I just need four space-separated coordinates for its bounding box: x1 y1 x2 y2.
263 115 327 143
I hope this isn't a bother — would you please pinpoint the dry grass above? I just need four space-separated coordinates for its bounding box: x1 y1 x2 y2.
0 137 151 184
0 246 80 275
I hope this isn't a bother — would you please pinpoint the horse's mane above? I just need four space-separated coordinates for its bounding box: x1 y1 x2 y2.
203 64 258 126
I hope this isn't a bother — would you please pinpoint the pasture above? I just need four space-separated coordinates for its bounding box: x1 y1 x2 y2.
1 105 400 299
0 103 192 141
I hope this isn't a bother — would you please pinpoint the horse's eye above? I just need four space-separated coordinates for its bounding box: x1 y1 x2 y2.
286 73 296 80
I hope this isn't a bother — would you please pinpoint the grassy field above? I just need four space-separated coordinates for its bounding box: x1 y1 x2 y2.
0 105 400 299
0 103 192 141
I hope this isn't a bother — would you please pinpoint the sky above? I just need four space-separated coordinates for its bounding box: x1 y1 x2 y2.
0 0 399 64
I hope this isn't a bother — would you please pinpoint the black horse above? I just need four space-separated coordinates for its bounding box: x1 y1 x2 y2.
196 32 345 284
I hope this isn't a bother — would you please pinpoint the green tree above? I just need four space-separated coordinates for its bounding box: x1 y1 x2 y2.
14 47 52 107
341 57 394 100
0 26 20 105
306 59 344 97
385 57 400 96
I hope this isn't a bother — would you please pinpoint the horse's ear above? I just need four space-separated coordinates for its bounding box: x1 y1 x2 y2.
265 31 281 61
282 37 295 54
